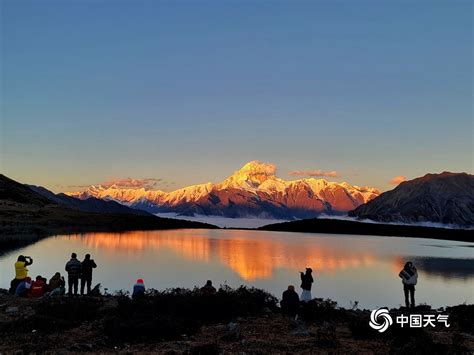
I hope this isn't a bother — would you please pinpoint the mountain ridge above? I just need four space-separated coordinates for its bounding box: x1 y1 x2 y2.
66 161 380 218
27 185 151 216
349 172 474 227
0 174 218 238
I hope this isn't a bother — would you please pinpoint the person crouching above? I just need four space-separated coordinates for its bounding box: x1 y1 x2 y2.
29 275 48 298
49 272 66 297
281 285 300 317
15 277 32 298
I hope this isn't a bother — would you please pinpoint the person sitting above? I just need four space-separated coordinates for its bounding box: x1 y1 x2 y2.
29 275 48 298
132 278 146 299
10 255 33 294
200 280 217 295
15 277 32 298
281 285 300 317
399 261 418 308
89 283 102 297
48 272 66 296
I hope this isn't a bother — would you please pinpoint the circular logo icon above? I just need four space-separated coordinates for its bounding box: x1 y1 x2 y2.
369 308 393 333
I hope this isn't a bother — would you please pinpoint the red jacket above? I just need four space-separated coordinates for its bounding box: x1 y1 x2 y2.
29 279 47 298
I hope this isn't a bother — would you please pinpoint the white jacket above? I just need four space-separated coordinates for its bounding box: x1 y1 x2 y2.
401 267 418 286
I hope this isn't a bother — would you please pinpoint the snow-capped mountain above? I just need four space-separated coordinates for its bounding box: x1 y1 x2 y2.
67 161 380 219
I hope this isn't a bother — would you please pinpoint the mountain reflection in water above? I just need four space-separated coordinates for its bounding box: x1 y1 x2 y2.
68 230 378 281
1 229 472 308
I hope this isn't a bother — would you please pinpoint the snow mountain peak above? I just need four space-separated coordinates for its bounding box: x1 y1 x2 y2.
222 161 278 189
66 161 381 218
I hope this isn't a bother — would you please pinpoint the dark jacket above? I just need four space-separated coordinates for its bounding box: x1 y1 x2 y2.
281 289 300 314
300 272 313 291
200 285 217 296
49 274 65 291
65 258 82 278
81 259 97 279
132 283 145 299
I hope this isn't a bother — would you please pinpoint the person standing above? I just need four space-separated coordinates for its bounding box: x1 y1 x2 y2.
80 254 97 295
399 261 418 308
300 268 314 302
65 253 82 296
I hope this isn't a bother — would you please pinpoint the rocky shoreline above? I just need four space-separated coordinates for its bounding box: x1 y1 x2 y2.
0 287 472 354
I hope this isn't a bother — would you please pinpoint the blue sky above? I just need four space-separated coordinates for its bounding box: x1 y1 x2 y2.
1 0 472 192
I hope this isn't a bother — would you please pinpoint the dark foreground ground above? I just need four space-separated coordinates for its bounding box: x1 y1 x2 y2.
0 287 472 354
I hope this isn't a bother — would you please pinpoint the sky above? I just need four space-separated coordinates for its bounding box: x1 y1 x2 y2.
1 0 472 193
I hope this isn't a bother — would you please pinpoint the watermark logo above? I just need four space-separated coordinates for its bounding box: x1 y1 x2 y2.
369 308 393 333
369 308 451 332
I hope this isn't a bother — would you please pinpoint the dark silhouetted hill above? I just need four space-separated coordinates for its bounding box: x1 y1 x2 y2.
349 172 474 227
259 218 472 242
0 174 218 236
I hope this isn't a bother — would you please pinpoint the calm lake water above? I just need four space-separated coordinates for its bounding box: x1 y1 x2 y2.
1 229 473 309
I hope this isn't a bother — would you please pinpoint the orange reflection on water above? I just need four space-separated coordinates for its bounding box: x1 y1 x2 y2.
68 230 377 281
391 256 406 274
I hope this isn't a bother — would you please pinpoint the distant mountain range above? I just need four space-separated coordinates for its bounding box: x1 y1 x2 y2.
2 164 471 238
27 185 149 216
349 172 474 227
0 174 216 236
67 161 380 219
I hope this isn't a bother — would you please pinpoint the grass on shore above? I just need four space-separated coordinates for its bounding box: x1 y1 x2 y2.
0 286 472 353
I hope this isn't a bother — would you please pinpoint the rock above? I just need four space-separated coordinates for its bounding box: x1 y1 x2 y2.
70 343 94 351
222 322 243 341
290 319 310 336
5 306 18 315
227 322 238 332
187 342 220 355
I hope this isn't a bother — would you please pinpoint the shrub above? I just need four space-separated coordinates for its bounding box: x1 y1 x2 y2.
103 286 278 343
299 298 345 323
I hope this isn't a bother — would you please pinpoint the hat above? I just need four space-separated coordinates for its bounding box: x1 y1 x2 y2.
136 278 144 284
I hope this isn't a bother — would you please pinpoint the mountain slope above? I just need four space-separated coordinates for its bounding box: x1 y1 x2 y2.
28 185 150 216
349 172 474 227
0 174 218 235
0 174 54 207
67 161 380 219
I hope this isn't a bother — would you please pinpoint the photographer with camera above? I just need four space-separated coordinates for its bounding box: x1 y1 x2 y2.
9 255 34 294
299 267 314 302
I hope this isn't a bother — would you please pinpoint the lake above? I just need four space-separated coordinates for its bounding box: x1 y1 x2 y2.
0 229 473 309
